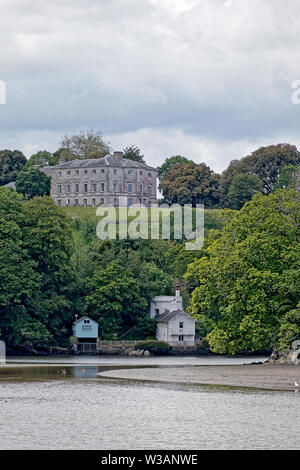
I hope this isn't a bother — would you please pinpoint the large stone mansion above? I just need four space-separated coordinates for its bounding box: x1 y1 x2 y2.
42 151 158 207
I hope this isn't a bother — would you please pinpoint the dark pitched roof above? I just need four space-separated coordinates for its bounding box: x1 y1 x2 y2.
156 309 185 323
46 154 156 171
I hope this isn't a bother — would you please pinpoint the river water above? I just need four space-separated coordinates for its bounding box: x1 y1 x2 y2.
0 356 299 450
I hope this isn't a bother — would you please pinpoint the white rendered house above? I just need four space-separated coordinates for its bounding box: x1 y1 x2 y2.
150 284 183 319
156 309 196 346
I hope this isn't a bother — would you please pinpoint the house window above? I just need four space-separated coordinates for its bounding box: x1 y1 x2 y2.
179 335 184 342
84 184 88 193
101 183 105 192
67 171 70 176
58 171 62 177
66 199 70 206
100 198 104 204
148 172 151 177
148 184 151 194
128 198 133 207
84 170 88 174
57 200 61 206
75 170 79 175
92 198 96 206
101 169 105 174
113 183 117 192
114 169 117 175
75 199 78 206
114 198 118 205
128 170 132 175
140 171 143 175
179 322 184 329
84 319 90 324
155 309 159 316
66 184 70 194
93 169 96 174
58 184 61 194
92 183 96 193
75 184 79 193
84 199 87 206
128 183 133 193
139 184 143 193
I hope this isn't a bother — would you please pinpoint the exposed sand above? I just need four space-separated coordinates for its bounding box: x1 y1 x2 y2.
99 364 300 391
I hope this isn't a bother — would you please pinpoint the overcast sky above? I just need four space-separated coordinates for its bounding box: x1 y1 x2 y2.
1 0 300 172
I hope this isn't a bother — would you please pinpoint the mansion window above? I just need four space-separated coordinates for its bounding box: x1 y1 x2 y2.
179 335 184 342
92 183 96 193
101 169 105 174
139 184 143 193
57 185 61 194
128 183 133 193
113 183 117 192
66 185 70 194
93 169 96 174
58 171 62 177
128 170 132 175
75 170 79 175
75 184 79 193
84 184 88 193
75 199 78 206
101 183 105 192
114 169 117 175
92 198 96 206
67 171 70 176
128 198 133 207
84 199 87 206
100 198 104 204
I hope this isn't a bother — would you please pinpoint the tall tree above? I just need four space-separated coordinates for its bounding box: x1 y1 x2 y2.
0 150 27 185
15 168 51 199
186 190 300 354
227 173 263 209
26 150 60 168
220 143 300 206
60 129 110 160
160 161 220 207
157 155 190 186
123 145 145 163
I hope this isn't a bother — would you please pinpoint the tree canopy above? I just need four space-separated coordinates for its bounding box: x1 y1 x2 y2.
60 129 110 161
123 145 145 163
160 161 220 207
157 155 190 186
16 168 51 199
186 190 300 354
0 150 27 186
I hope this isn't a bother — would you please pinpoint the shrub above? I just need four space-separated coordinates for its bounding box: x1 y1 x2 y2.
134 340 171 355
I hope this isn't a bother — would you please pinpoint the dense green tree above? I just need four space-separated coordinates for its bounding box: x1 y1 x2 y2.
272 165 300 191
186 190 300 354
123 145 145 163
220 143 300 206
16 168 51 199
157 155 190 186
26 150 60 168
227 173 263 209
160 161 220 207
84 262 148 339
60 129 110 160
0 150 27 186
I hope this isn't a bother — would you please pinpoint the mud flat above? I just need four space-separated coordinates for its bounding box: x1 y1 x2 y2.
99 364 300 391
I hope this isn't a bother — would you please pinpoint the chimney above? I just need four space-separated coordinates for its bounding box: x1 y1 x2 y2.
175 281 180 297
114 151 124 159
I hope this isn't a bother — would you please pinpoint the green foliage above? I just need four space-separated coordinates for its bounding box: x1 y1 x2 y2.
0 149 27 185
186 190 300 354
16 168 51 198
227 173 263 209
26 150 60 168
124 317 156 340
157 155 190 185
160 161 220 207
277 304 300 352
272 165 299 191
220 143 300 206
60 129 110 160
123 145 145 163
134 340 171 354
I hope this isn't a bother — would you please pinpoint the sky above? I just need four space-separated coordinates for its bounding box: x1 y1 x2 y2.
1 0 300 173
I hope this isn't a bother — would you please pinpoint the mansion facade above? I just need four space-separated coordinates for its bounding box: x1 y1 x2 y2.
42 152 157 207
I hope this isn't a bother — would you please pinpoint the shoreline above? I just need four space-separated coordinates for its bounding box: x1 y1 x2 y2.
98 363 300 392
